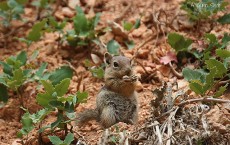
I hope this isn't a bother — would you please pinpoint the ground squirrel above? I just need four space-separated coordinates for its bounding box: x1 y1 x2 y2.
77 52 138 128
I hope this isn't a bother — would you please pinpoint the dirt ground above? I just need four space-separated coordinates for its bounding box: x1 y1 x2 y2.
0 0 230 145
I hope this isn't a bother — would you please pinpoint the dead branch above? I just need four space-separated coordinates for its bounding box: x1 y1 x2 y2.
178 97 230 107
218 79 230 85
135 59 150 75
169 62 183 79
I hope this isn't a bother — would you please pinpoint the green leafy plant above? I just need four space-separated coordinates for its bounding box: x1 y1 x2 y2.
183 55 229 97
49 132 74 145
181 0 229 22
0 50 74 105
66 6 101 47
167 32 230 97
167 33 194 65
182 37 230 97
0 50 47 103
218 13 230 24
18 78 88 141
0 0 28 27
18 19 48 47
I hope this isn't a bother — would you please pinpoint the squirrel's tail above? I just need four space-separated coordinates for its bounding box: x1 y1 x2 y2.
76 109 99 125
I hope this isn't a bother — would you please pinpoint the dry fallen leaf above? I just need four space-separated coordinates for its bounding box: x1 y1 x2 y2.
160 51 178 65
107 21 128 39
91 53 102 64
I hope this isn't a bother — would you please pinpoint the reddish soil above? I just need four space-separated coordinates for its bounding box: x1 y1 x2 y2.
0 0 229 144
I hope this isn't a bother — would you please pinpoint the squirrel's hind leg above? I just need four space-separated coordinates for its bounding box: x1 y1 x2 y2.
100 106 116 128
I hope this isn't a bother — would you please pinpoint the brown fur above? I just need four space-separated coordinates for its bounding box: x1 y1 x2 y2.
76 53 138 128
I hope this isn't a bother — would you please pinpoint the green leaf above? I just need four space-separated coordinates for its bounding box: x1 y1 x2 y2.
123 21 133 31
20 112 34 135
168 33 192 52
16 0 28 5
7 68 26 90
41 80 54 95
30 108 50 123
0 61 12 75
107 40 120 55
51 113 63 129
49 101 64 109
77 91 88 103
66 112 76 120
182 68 206 83
221 33 230 48
205 59 227 78
54 78 70 97
16 51 27 65
214 84 228 98
64 133 74 145
27 19 47 41
0 1 10 11
35 62 47 79
76 6 84 14
133 18 141 29
0 84 8 102
124 40 135 49
36 93 54 108
30 50 39 61
49 66 73 86
205 33 217 43
73 7 87 34
93 13 101 28
218 13 230 24
40 0 48 8
189 80 206 95
90 67 104 79
6 57 22 69
202 67 216 92
216 49 230 59
48 135 63 145
0 74 7 86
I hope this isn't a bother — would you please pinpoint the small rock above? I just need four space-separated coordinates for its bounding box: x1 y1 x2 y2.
158 65 170 77
12 139 22 145
42 136 50 144
55 11 64 20
68 0 80 9
137 49 149 59
132 25 147 37
142 11 152 23
134 66 144 74
62 7 75 18
24 8 33 15
142 29 153 38
144 66 152 72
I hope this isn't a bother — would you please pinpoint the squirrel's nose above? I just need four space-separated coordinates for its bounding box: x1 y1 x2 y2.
125 67 132 75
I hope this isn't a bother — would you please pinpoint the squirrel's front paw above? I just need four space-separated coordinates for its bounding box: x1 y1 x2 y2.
122 75 137 82
130 75 138 82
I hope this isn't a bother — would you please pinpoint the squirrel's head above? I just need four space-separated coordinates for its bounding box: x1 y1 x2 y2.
104 52 133 78
103 52 136 96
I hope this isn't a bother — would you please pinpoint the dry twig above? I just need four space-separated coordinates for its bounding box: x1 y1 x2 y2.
178 97 230 107
169 62 183 79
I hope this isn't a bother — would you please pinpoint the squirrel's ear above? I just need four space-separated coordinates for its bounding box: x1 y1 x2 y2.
104 52 112 65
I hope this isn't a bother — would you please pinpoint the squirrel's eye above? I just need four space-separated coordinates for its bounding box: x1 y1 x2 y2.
113 62 119 68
